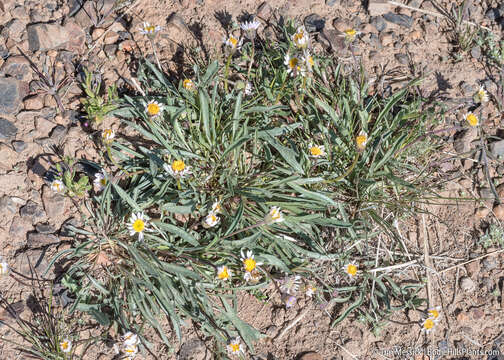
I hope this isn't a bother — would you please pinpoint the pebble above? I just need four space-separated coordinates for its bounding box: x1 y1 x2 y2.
0 117 18 140
27 23 70 51
368 0 394 17
0 195 17 214
20 200 46 223
383 12 414 28
326 0 338 5
481 257 499 272
489 140 504 157
15 249 51 277
371 16 387 32
380 32 394 47
9 216 32 244
298 352 323 360
27 232 59 246
257 2 273 20
50 125 67 143
5 19 26 42
104 44 118 57
166 13 193 40
395 53 408 64
304 14 325 32
24 96 44 110
475 206 490 219
11 140 26 152
485 8 500 21
35 223 56 234
92 28 105 41
1 55 31 82
177 338 206 360
42 185 66 219
104 31 119 45
0 78 21 115
471 46 481 59
460 276 475 292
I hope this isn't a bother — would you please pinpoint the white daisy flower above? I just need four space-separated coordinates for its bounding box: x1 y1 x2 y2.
128 212 148 241
284 53 305 77
356 131 368 151
240 249 263 273
217 265 231 281
244 82 253 96
145 100 164 117
343 262 358 278
243 268 262 283
122 332 139 347
102 128 115 142
265 206 284 224
204 212 220 228
241 19 261 39
474 86 489 103
292 26 309 49
164 160 191 178
302 52 315 72
308 144 325 157
279 274 301 295
183 79 195 91
223 35 242 51
93 170 107 192
60 338 72 353
421 317 436 333
123 343 138 358
227 336 245 356
51 179 65 193
211 201 222 214
465 112 479 127
0 258 10 276
139 22 161 36
427 306 442 323
305 285 316 298
342 28 361 41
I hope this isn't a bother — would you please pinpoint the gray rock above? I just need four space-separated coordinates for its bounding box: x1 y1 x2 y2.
1 56 31 81
42 185 66 219
9 216 32 246
326 0 338 6
68 0 85 17
480 187 495 200
20 200 46 223
0 196 17 213
27 232 58 247
50 125 67 143
304 14 325 32
395 53 408 64
12 140 27 152
460 276 475 292
0 78 21 115
485 8 500 21
489 139 504 157
178 338 207 360
16 249 51 278
0 118 18 140
481 257 499 272
27 23 70 52
104 44 118 57
257 2 272 20
471 46 481 59
460 81 475 96
35 223 56 234
383 12 413 28
371 16 387 32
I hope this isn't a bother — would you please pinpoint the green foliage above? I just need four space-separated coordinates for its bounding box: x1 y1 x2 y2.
476 30 504 68
80 68 118 125
55 157 92 198
479 224 504 249
56 21 441 354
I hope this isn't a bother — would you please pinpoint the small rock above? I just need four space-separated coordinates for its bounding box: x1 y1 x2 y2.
0 195 17 213
460 276 475 292
0 78 21 115
304 14 326 32
475 206 490 219
380 32 394 47
20 200 46 223
326 0 338 6
332 18 351 32
368 0 393 16
104 31 119 45
453 127 477 154
480 187 495 201
460 81 475 96
27 23 70 51
1 56 31 81
496 183 504 198
481 257 498 272
49 125 66 143
465 259 480 277
257 2 272 20
395 53 408 64
470 308 484 320
456 310 469 323
74 0 115 28
35 223 56 234
493 204 504 220
8 216 32 245
177 338 206 360
471 46 481 59
485 8 500 21
0 117 18 140
383 12 414 28
92 28 105 41
318 28 348 54
371 16 387 32
4 19 26 42
15 249 51 278
104 44 118 57
42 185 67 219
489 140 504 157
0 143 17 170
24 96 44 110
166 13 193 40
298 352 323 360
27 232 58 246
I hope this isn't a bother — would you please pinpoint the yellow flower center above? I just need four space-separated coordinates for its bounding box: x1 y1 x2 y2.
423 318 434 330
344 29 357 37
61 342 69 350
171 160 185 172
147 103 160 115
132 219 145 233
183 79 193 89
228 36 238 47
53 182 61 191
218 267 230 279
346 264 357 276
294 32 305 44
209 214 217 223
356 135 367 147
229 343 240 353
310 146 322 156
124 346 137 354
100 178 107 186
271 208 281 220
428 309 439 319
307 56 314 66
102 129 113 139
466 113 478 127
289 58 299 69
145 25 155 33
243 258 256 272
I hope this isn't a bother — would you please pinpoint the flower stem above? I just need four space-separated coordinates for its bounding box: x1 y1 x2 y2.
224 53 232 93
222 220 266 239
149 38 162 72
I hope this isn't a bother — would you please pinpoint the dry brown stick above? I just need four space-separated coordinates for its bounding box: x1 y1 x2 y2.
438 248 504 274
387 1 492 31
422 212 434 307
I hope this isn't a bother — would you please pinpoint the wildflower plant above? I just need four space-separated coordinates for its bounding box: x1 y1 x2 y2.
55 19 441 354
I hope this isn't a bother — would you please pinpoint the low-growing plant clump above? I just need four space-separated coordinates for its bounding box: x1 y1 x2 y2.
37 19 461 358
